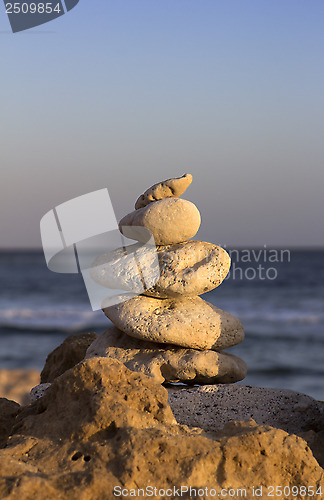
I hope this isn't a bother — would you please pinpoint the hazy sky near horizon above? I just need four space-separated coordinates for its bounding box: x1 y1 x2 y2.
1 0 324 248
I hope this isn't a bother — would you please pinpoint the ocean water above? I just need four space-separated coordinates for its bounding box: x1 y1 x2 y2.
0 249 323 400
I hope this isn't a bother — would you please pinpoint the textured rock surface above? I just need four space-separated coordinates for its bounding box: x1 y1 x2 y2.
0 398 19 446
90 241 230 298
85 327 247 384
104 295 244 350
144 241 231 297
0 358 323 499
18 358 177 440
135 173 193 209
40 331 98 383
168 384 324 435
119 198 201 245
0 370 39 405
300 429 324 468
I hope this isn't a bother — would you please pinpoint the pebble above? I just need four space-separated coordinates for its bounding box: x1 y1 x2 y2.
30 383 52 401
135 173 193 209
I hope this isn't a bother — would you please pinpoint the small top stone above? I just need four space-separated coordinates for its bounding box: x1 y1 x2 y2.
135 173 193 209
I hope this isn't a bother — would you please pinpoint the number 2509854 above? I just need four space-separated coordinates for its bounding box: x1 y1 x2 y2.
5 3 62 14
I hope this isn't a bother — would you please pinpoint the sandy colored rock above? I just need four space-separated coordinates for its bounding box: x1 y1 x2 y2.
135 173 193 209
145 241 231 297
91 241 230 298
104 295 244 350
0 369 39 405
14 358 176 441
168 384 324 435
40 331 98 383
119 198 201 245
85 327 247 384
0 358 323 499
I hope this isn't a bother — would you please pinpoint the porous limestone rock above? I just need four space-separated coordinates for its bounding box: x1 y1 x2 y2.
103 295 244 350
119 198 201 245
0 358 323 499
168 384 324 435
85 327 247 384
16 358 177 441
135 173 193 209
41 331 98 383
144 241 231 298
91 241 231 298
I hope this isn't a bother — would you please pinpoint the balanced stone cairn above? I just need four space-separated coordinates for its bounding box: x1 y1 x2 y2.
86 174 247 385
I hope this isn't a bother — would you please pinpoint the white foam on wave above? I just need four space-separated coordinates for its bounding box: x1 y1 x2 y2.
208 296 324 325
0 306 107 331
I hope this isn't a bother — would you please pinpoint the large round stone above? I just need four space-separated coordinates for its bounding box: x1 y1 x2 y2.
103 295 244 350
119 198 201 245
90 241 230 298
86 327 247 384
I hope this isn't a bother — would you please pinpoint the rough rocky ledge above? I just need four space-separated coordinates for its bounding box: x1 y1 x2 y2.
0 333 323 499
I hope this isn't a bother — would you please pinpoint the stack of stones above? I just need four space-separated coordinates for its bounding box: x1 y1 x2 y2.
86 174 247 385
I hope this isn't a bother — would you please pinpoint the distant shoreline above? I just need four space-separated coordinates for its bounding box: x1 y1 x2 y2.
0 369 39 405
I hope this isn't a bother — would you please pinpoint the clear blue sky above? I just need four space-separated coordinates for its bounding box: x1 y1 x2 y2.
1 0 324 248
